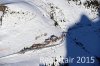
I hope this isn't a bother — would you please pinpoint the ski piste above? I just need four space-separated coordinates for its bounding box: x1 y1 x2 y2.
0 32 66 59
0 44 60 59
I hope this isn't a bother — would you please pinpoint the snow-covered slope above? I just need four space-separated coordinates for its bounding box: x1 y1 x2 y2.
25 0 98 31
0 1 64 57
0 0 99 66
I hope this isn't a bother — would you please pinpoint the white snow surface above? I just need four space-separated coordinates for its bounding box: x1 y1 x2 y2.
0 0 99 66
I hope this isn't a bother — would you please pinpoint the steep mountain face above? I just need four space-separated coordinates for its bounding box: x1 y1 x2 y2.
0 0 99 66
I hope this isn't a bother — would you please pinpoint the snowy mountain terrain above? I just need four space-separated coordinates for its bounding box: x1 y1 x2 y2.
0 0 99 66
